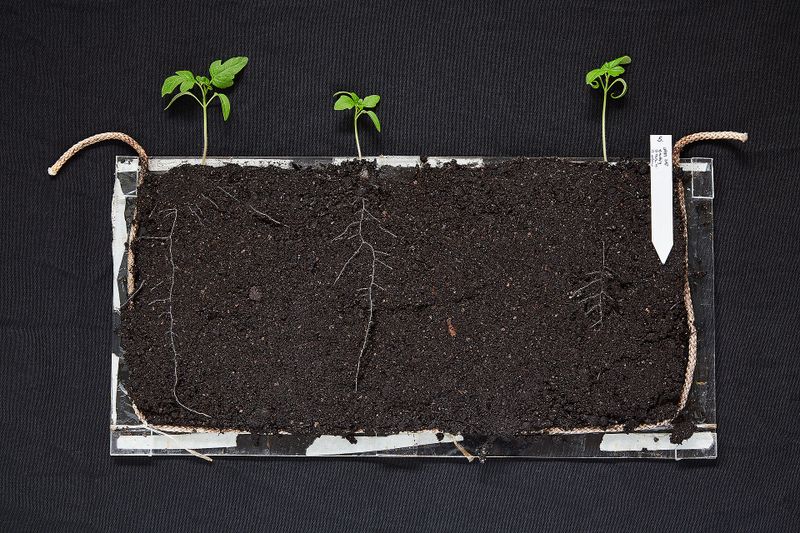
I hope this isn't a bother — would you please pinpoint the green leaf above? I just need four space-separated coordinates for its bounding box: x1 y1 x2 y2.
607 65 625 77
164 91 193 110
599 56 631 78
334 90 360 101
196 75 210 86
362 94 380 108
210 56 248 82
217 93 231 121
161 75 183 96
180 79 194 92
365 110 381 132
209 60 222 77
334 94 355 110
212 77 234 89
585 68 604 86
176 70 195 83
608 55 631 67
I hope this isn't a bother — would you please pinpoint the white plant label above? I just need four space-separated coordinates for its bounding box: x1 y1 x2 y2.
650 135 673 264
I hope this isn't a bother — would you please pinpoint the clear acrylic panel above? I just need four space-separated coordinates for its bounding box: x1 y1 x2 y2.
110 156 716 460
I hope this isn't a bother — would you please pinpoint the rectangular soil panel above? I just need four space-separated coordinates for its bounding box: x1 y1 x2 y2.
121 157 691 437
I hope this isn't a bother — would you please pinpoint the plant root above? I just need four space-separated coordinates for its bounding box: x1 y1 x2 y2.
453 438 476 462
215 185 286 226
569 241 614 329
149 208 211 419
333 198 396 391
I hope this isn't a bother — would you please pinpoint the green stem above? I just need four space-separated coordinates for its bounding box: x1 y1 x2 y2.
601 75 608 162
354 110 362 160
201 89 209 165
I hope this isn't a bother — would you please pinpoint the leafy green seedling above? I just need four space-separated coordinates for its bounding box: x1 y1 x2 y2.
162 57 249 165
586 55 631 162
333 92 381 159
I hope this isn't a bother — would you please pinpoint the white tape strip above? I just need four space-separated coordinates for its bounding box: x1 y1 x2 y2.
147 158 294 171
306 431 462 455
111 353 119 425
116 432 239 450
600 431 714 452
426 157 484 168
111 177 127 310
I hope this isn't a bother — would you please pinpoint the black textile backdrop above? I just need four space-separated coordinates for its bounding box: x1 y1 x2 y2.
1 1 799 531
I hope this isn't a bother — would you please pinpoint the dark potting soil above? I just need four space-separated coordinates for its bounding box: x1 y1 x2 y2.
121 158 690 436
669 418 696 444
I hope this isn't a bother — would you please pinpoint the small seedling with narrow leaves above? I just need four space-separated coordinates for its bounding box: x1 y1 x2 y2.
333 92 381 159
586 55 631 162
162 57 248 165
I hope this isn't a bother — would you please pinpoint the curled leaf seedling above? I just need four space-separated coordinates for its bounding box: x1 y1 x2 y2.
333 91 381 160
586 55 630 162
162 57 249 165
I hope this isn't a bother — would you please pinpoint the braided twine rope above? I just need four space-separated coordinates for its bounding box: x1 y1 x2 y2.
48 132 148 300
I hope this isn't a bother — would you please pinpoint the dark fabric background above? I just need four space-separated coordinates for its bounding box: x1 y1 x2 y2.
1 1 798 531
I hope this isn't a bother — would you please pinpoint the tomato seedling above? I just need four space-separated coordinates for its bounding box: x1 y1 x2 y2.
333 92 381 159
162 57 249 165
586 55 630 162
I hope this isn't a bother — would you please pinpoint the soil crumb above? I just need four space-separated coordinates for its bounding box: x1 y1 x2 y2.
670 419 696 444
